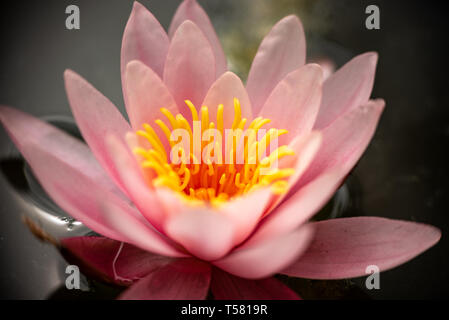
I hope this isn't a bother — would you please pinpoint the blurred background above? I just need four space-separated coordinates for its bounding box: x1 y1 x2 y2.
0 0 448 299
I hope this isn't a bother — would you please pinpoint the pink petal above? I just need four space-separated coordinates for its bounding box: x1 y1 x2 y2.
61 237 171 285
119 258 211 300
164 208 235 261
246 15 306 116
153 187 185 220
155 187 271 250
23 142 172 247
218 188 272 245
314 52 378 129
284 132 322 187
125 60 178 154
211 268 300 300
309 57 335 80
298 99 385 188
248 169 344 246
163 20 215 120
202 71 252 131
258 64 323 144
105 135 167 230
168 0 227 78
214 224 314 279
64 70 131 193
0 106 128 241
265 131 322 213
101 201 188 258
25 133 181 258
121 1 169 107
281 217 441 279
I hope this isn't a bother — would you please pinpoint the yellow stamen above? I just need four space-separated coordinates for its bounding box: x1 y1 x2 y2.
132 98 296 207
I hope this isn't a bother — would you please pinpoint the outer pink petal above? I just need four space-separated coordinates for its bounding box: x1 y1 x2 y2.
0 106 128 241
101 201 187 258
119 258 211 300
314 52 378 129
211 268 300 300
121 1 169 106
246 15 306 116
164 208 235 261
258 64 323 144
248 169 344 246
163 20 215 120
125 60 178 130
298 99 385 189
214 224 314 279
105 135 167 230
281 217 441 280
168 0 227 78
202 71 252 132
61 237 171 285
64 70 131 193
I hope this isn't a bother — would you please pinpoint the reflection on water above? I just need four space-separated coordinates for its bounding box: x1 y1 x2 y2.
0 116 91 240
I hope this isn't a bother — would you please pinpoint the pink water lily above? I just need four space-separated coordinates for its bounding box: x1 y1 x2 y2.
0 0 441 300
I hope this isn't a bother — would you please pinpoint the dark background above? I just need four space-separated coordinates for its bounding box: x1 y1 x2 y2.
0 0 448 299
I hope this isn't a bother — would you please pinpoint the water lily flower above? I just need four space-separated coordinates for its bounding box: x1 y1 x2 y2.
0 0 440 299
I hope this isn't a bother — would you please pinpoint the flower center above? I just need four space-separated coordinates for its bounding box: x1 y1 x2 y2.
132 98 295 207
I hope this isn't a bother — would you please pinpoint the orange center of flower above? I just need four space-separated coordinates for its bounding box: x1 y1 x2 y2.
132 98 295 207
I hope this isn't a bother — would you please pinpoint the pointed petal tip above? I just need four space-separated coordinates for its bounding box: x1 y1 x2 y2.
352 51 378 63
430 225 442 244
169 20 208 48
376 98 386 110
282 14 302 25
173 19 200 34
356 51 379 70
63 69 86 87
366 51 379 62
131 1 144 12
304 63 325 82
125 59 144 74
366 98 386 113
218 71 243 84
271 15 305 37
63 68 76 80
221 70 240 79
